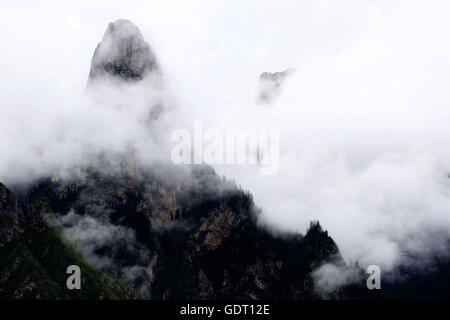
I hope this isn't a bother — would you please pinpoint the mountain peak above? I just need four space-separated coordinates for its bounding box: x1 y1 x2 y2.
257 68 295 104
88 19 159 83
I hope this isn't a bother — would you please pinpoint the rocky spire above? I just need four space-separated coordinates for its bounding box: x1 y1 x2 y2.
88 19 159 83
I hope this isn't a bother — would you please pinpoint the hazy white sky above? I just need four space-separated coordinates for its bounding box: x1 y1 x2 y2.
2 0 450 276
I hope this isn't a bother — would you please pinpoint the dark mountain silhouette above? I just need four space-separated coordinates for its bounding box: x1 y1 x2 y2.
2 164 342 299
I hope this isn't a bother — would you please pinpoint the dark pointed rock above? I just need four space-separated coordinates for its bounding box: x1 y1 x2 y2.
88 19 159 83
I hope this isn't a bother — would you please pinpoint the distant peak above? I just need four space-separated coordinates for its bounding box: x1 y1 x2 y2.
257 68 295 104
88 19 159 83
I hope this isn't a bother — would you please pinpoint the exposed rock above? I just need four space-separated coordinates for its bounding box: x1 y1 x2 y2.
257 68 295 104
145 254 158 283
193 204 243 252
88 19 159 83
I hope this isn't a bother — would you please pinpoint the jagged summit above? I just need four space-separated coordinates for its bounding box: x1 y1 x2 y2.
88 19 159 83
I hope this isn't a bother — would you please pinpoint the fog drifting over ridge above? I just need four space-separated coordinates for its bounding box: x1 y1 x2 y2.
1 0 450 281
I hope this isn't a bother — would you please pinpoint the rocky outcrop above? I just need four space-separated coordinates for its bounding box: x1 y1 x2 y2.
257 68 295 104
88 19 159 83
86 19 165 121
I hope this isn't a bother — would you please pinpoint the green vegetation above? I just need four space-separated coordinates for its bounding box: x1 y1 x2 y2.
0 183 137 300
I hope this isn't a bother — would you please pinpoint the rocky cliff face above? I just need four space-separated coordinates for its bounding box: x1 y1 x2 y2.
5 164 342 299
86 19 165 120
88 19 159 83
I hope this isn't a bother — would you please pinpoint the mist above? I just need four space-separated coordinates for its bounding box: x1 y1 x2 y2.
2 0 450 291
